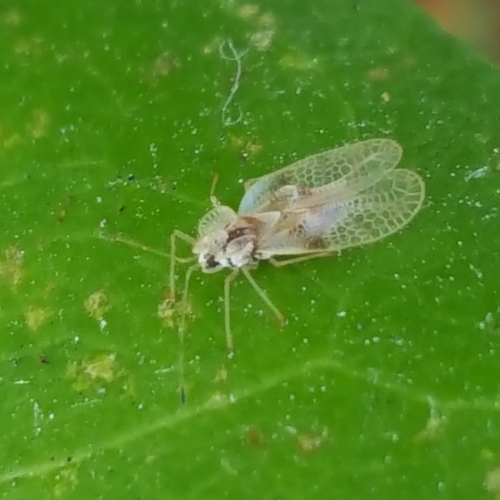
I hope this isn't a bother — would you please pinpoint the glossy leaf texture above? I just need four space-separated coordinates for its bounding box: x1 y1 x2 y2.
0 1 499 499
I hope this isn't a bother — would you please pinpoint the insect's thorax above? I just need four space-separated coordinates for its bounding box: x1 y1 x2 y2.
194 216 262 273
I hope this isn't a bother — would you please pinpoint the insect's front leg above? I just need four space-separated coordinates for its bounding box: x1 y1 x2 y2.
224 269 240 354
177 262 199 404
169 230 197 300
241 267 286 325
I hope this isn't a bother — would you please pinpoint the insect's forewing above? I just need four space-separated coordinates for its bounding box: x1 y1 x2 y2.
197 206 237 237
238 139 402 215
257 169 425 256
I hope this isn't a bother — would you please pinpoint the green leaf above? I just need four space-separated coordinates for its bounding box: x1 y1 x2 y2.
1 0 499 498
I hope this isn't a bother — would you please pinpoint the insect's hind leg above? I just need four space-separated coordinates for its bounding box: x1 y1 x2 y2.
268 252 334 268
241 267 286 326
169 230 197 300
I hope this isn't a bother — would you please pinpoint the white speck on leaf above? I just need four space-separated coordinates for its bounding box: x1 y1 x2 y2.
14 379 30 385
469 263 483 280
465 166 488 181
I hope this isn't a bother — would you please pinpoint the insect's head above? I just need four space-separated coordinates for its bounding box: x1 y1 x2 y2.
193 229 226 273
193 227 256 273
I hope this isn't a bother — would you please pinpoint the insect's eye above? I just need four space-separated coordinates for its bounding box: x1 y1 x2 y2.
204 254 219 269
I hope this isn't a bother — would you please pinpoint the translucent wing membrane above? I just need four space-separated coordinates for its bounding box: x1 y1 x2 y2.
320 169 424 250
197 205 237 237
239 139 402 214
257 169 424 255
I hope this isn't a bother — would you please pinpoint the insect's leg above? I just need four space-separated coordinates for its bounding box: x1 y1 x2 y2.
170 230 197 300
209 173 221 207
178 262 198 403
268 252 334 268
224 269 239 353
241 267 286 325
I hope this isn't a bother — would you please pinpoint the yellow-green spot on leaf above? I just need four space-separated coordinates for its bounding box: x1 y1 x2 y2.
67 354 118 391
85 290 110 320
24 306 51 331
27 108 50 139
157 297 190 329
279 52 319 71
53 464 78 497
0 245 24 288
485 468 500 498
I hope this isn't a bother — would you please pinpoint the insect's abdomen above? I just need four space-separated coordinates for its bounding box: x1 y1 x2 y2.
300 202 350 237
265 203 350 253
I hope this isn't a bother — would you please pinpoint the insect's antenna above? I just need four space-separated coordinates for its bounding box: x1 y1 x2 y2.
99 232 169 258
210 173 220 207
178 263 198 404
169 230 197 300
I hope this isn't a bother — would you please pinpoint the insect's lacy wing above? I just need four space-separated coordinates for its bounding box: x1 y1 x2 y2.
197 205 237 237
238 139 402 214
321 169 425 251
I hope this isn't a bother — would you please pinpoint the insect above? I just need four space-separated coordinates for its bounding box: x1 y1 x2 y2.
170 138 425 357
